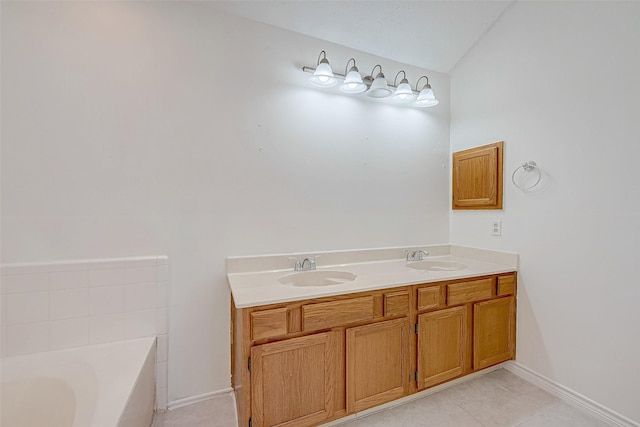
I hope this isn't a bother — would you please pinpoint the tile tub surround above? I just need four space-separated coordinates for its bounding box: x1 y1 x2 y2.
227 244 518 308
0 255 170 409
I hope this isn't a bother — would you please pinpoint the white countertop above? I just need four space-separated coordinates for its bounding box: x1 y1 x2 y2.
227 245 518 308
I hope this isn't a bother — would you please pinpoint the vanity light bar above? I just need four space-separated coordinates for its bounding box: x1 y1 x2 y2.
302 51 439 108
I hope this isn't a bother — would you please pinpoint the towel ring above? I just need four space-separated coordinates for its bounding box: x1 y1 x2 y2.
512 161 541 190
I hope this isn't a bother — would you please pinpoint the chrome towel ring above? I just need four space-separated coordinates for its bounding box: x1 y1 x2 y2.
512 161 541 190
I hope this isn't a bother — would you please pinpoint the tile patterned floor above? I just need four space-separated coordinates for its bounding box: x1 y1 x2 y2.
152 369 609 427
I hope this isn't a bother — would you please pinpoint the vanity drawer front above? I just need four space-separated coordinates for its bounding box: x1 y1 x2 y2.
302 296 375 332
384 291 409 317
447 278 494 305
251 308 288 341
497 275 515 296
417 286 442 311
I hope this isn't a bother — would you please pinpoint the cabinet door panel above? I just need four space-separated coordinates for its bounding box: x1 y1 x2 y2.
417 306 467 389
346 318 409 413
251 332 336 427
474 297 515 370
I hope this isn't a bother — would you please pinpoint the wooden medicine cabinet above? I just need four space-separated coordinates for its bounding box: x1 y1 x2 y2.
452 141 503 210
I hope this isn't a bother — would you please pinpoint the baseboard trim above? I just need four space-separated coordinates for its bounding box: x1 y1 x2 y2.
504 361 639 427
166 387 234 411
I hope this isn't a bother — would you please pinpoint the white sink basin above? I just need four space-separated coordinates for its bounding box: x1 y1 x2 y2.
407 260 468 272
278 270 357 287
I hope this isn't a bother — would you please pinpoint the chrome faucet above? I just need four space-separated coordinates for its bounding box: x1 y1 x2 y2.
405 249 429 262
289 256 317 271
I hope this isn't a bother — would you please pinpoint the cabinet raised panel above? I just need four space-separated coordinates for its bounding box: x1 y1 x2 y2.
251 332 337 427
447 278 494 305
473 297 515 370
417 306 468 389
452 141 503 210
346 318 409 413
302 296 374 332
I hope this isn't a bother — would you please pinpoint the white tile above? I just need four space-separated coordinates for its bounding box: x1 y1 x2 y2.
125 257 158 268
7 291 50 324
89 285 124 315
51 289 88 320
156 334 168 362
124 310 156 339
50 261 89 272
156 361 168 389
157 282 168 309
49 269 89 290
125 282 157 312
6 272 49 293
89 259 124 270
89 268 124 287
1 326 7 357
7 322 50 356
156 308 168 334
51 318 89 350
3 264 49 275
157 256 168 266
124 266 156 284
89 313 124 344
156 264 169 282
1 278 6 294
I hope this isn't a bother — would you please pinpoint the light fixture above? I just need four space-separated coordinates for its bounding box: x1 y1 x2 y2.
301 51 438 109
366 65 392 98
392 71 417 103
414 76 439 107
340 58 367 94
308 50 336 87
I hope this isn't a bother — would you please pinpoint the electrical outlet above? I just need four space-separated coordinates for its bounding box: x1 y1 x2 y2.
491 220 502 236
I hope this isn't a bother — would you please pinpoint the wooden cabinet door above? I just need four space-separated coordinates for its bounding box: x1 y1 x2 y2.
417 306 468 389
251 332 336 427
346 318 409 413
474 296 515 370
452 141 503 210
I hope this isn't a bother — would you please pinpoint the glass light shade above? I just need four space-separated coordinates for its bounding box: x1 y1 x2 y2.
309 61 336 87
340 69 367 93
392 81 416 102
366 74 392 98
415 86 439 107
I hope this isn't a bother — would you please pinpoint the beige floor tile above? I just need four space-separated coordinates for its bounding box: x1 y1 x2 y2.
153 369 608 427
515 402 610 427
340 392 483 427
152 393 237 427
440 370 560 427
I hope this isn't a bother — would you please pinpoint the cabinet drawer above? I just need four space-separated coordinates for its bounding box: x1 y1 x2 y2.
384 291 409 317
497 275 515 296
447 278 494 305
303 296 374 332
251 307 288 341
417 286 442 311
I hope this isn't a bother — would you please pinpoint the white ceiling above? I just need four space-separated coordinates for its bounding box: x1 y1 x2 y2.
211 1 514 73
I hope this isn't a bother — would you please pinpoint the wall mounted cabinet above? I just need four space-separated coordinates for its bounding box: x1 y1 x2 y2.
452 141 504 210
231 273 516 427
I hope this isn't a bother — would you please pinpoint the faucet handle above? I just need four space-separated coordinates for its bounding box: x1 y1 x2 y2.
405 249 429 261
289 257 302 271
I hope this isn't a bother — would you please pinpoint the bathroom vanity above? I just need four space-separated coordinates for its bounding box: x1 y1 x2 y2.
228 246 517 427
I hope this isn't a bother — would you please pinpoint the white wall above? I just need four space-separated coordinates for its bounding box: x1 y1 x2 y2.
450 2 640 423
1 2 450 402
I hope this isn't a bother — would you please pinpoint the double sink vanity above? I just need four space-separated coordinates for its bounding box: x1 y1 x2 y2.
228 245 518 427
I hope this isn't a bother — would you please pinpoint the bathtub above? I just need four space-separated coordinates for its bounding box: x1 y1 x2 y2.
1 337 156 427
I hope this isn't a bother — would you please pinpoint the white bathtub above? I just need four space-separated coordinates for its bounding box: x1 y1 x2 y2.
1 337 156 427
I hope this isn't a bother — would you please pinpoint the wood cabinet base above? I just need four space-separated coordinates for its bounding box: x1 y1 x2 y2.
232 273 516 427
